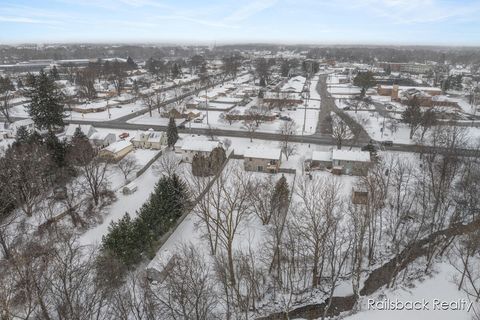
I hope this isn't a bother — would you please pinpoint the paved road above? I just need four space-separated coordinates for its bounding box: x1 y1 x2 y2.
5 73 480 158
316 74 370 145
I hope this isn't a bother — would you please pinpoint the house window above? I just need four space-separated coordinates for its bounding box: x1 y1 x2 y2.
257 166 263 172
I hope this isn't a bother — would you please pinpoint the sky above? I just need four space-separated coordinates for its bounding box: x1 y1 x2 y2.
0 0 480 45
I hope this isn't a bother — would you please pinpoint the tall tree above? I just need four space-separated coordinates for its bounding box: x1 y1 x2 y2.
0 76 15 122
402 97 423 139
49 65 60 80
167 117 179 149
25 71 65 132
353 71 376 98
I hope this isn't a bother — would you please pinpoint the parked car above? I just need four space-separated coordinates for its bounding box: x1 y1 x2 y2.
343 106 351 110
381 140 393 147
119 132 129 139
178 123 186 129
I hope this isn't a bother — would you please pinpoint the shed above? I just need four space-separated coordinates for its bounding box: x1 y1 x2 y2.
123 182 138 195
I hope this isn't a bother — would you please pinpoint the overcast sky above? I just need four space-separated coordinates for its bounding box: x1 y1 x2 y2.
1 0 479 45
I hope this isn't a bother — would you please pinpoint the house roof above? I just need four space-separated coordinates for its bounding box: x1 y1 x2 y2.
244 146 282 160
65 124 95 137
13 118 34 128
89 131 114 140
104 140 132 153
312 151 332 162
332 149 370 162
181 138 220 153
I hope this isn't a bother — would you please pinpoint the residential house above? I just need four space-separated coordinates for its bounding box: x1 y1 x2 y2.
99 140 133 161
4 119 35 138
178 138 221 163
332 149 371 176
244 147 282 173
89 132 116 148
309 151 332 170
131 129 166 150
64 124 96 140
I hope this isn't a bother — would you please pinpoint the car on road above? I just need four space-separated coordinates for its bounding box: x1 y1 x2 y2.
279 116 292 121
178 123 186 129
381 140 393 147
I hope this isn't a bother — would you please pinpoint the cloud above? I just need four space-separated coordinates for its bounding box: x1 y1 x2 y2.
0 15 60 24
223 0 278 23
351 0 480 24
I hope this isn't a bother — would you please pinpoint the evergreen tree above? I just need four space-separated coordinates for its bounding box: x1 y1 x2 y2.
259 77 266 87
102 213 143 267
126 56 137 70
73 126 87 141
402 97 423 139
15 126 30 144
25 73 36 87
49 65 60 80
167 117 178 148
25 71 65 132
16 79 23 89
353 71 376 98
27 131 44 146
45 131 67 167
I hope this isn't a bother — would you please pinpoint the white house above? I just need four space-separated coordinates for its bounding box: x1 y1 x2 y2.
64 124 96 140
244 146 282 173
332 149 371 176
3 119 35 138
131 129 166 150
178 138 221 163
89 131 116 148
99 140 133 161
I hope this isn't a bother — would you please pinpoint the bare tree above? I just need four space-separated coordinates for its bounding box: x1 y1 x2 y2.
330 113 353 149
76 66 98 100
68 139 110 206
279 120 297 160
243 119 257 142
116 154 138 181
151 245 219 320
153 152 181 177
293 176 344 288
0 76 15 123
0 143 52 217
195 166 252 286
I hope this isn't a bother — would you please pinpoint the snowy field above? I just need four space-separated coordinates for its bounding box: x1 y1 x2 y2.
10 100 147 121
345 263 472 320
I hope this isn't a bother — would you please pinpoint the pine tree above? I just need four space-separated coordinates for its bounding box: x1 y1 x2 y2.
49 65 60 80
167 117 179 148
45 131 67 167
26 71 65 132
73 126 87 141
102 213 144 267
126 56 137 70
15 126 30 144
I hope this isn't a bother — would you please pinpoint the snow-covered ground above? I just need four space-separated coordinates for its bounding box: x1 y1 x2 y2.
345 263 473 320
346 110 413 144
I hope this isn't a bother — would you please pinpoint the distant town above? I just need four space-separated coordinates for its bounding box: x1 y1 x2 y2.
1 43 480 320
